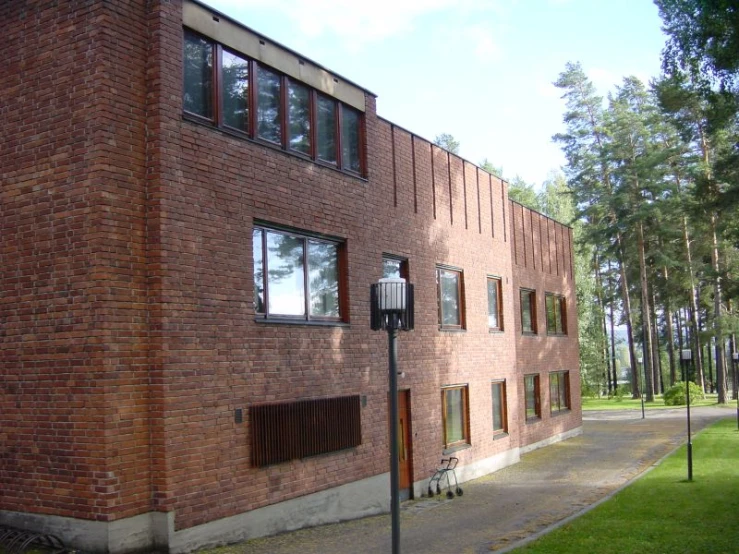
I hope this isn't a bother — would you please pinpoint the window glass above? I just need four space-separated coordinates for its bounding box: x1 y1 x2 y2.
266 231 305 316
257 66 282 143
487 278 501 330
341 106 361 173
442 386 468 447
288 80 311 155
438 269 461 327
546 294 566 335
183 30 213 119
317 95 337 163
222 50 249 130
550 371 570 414
253 228 264 313
491 381 507 433
382 257 408 280
308 241 339 317
525 374 540 420
521 289 536 333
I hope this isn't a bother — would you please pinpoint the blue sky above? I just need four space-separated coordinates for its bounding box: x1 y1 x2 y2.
200 0 668 186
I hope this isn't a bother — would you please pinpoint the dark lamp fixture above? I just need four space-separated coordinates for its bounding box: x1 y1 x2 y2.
733 352 739 362
371 278 414 331
681 349 692 361
637 357 643 364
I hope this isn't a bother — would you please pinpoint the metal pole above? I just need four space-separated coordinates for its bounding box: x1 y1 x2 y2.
685 357 693 481
388 325 401 554
638 359 645 420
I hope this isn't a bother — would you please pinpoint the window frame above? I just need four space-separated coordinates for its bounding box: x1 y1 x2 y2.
436 265 465 331
550 371 571 415
520 288 537 335
545 293 567 336
182 27 366 176
524 374 541 422
441 385 470 449
253 223 347 323
487 276 504 331
491 380 508 436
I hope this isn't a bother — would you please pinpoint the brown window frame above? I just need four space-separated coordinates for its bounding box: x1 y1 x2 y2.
441 385 470 449
487 276 503 331
545 293 567 335
182 27 366 177
520 288 537 335
253 223 348 323
550 371 571 414
491 380 508 435
524 374 541 422
436 265 465 331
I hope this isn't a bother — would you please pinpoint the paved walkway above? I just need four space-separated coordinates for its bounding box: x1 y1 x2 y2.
206 406 734 554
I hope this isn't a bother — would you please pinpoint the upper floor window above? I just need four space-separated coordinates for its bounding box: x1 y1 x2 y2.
437 266 464 330
520 288 537 334
183 28 365 176
545 293 567 335
550 371 571 414
382 255 409 280
487 277 503 331
253 225 345 322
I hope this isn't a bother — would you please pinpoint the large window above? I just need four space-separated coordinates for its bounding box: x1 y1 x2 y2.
524 374 541 421
442 385 469 449
491 380 508 435
183 28 365 175
520 288 537 334
437 266 464 330
253 225 344 321
546 293 567 335
487 277 503 331
550 371 571 414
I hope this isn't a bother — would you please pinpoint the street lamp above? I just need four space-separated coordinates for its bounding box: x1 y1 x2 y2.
637 357 645 419
371 278 414 554
732 351 739 431
680 348 693 481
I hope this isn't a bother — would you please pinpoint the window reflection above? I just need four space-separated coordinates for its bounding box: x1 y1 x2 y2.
222 50 249 131
266 231 305 316
317 95 336 163
257 67 282 143
183 30 213 119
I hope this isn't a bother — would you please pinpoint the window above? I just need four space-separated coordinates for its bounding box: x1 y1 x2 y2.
183 29 214 119
491 381 508 435
520 288 537 334
221 49 249 131
382 255 409 280
546 293 567 335
253 225 344 321
487 277 503 331
550 371 571 414
442 385 469 449
524 374 541 421
182 28 365 175
437 266 464 329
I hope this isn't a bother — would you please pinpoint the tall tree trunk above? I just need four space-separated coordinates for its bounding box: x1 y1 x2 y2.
637 222 654 401
650 289 663 394
616 236 640 399
710 215 727 403
607 261 618 393
594 255 612 396
682 216 705 388
662 264 677 386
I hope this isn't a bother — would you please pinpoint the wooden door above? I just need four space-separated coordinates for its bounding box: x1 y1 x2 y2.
398 390 413 497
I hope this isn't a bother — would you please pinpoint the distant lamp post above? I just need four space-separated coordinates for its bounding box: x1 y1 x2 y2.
637 357 645 419
371 278 414 554
680 348 693 481
732 351 739 431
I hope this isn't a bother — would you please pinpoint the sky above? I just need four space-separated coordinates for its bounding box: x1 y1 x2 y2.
200 0 668 186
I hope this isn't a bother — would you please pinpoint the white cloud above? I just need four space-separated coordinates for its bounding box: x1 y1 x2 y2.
587 67 621 94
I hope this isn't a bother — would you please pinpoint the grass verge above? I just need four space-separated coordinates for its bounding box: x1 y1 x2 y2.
582 394 721 411
511 418 739 554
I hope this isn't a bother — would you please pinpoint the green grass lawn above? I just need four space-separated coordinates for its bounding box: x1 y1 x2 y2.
582 394 722 411
512 418 739 554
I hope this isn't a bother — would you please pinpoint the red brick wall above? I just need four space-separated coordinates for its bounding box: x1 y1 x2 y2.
1 0 581 532
510 202 581 448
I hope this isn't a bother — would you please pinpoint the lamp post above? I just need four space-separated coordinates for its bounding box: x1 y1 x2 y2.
371 278 414 554
732 351 739 431
637 356 645 419
680 348 693 481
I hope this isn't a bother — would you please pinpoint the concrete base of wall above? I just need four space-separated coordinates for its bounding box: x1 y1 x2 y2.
2 428 582 553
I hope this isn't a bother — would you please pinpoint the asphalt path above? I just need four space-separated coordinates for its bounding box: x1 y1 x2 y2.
205 406 735 554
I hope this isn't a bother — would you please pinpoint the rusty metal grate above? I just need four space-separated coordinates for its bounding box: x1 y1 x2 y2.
251 395 361 467
0 525 68 554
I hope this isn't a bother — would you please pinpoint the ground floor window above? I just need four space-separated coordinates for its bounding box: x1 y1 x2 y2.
524 374 541 421
442 385 469 448
550 371 571 414
491 380 507 435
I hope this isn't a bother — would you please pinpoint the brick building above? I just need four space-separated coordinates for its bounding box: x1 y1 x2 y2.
0 1 581 552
